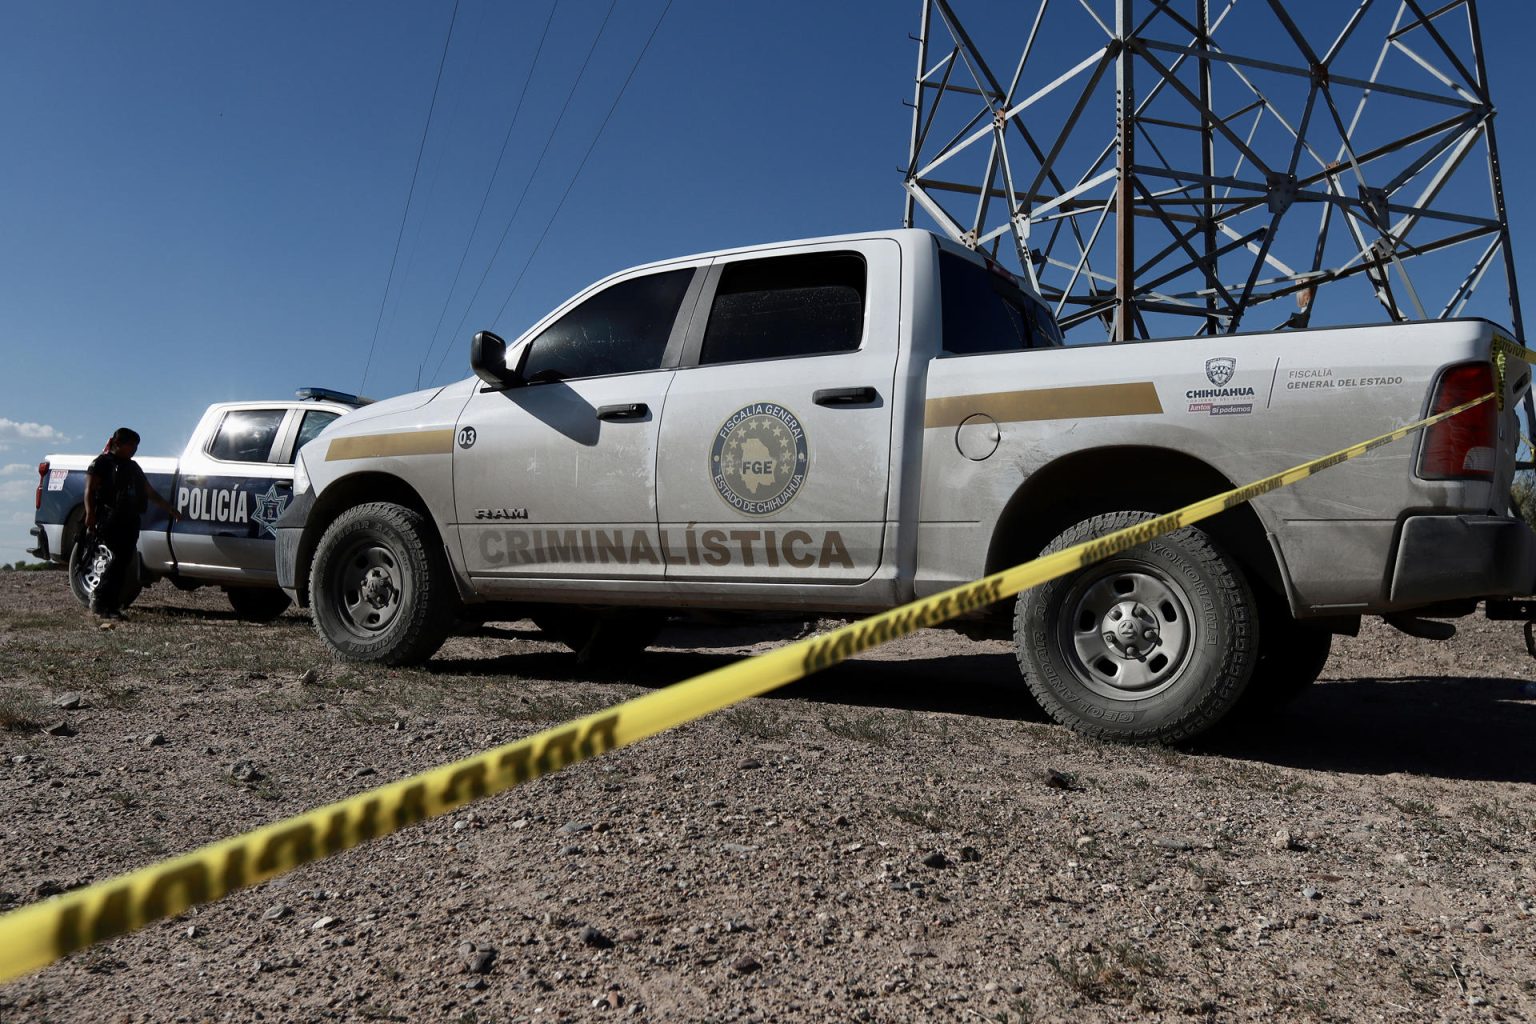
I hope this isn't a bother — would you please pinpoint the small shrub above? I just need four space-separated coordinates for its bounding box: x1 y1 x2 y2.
0 693 46 732
720 703 794 740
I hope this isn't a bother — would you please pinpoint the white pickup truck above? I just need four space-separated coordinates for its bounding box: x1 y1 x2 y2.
275 229 1535 741
33 391 359 619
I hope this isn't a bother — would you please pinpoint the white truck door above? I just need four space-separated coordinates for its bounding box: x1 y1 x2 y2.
169 406 296 581
454 266 702 582
654 239 901 584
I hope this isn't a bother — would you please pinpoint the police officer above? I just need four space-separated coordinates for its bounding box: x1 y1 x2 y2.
83 427 180 620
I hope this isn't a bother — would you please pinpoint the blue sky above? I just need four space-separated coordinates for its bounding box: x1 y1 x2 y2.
2 0 1533 562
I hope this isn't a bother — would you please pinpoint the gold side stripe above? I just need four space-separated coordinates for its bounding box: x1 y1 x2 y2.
325 429 455 462
924 381 1163 429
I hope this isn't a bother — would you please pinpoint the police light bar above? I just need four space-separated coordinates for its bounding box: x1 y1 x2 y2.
295 387 373 406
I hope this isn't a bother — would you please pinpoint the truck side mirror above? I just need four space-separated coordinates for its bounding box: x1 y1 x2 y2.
470 331 519 388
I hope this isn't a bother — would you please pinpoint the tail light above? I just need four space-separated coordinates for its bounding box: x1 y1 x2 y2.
35 461 48 509
1417 363 1497 480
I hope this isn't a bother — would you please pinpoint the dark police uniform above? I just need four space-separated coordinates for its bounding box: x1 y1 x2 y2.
85 452 148 614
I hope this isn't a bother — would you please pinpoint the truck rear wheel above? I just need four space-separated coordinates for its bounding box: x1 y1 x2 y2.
1239 606 1332 714
68 537 141 611
308 502 457 665
531 609 664 665
225 586 292 622
1014 511 1258 744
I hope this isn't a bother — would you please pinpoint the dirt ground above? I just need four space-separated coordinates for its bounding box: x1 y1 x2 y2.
0 570 1533 1024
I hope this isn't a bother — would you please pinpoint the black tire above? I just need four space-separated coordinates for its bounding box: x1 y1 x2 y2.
308 502 457 665
531 608 663 665
68 536 141 611
1014 511 1259 744
1240 604 1332 713
225 586 292 622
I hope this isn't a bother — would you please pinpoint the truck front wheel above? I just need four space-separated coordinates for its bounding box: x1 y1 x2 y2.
308 502 457 665
1014 511 1258 744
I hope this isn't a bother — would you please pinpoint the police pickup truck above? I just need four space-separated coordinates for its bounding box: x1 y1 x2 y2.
32 390 361 620
274 229 1536 742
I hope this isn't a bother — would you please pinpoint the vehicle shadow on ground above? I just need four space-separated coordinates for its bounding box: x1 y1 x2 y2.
440 623 1044 723
141 604 310 628
438 633 1536 784
1199 675 1536 785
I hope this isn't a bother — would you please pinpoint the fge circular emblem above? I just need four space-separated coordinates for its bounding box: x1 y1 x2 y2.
710 403 808 516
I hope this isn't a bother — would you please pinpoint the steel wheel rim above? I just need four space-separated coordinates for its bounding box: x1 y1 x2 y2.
330 535 406 638
1057 559 1197 701
80 546 112 597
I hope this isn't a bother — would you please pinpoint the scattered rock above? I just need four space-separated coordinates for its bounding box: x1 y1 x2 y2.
263 904 291 921
605 991 625 1009
231 761 264 783
42 721 76 737
559 845 582 856
920 851 950 869
738 758 763 770
298 668 319 686
730 955 762 975
579 926 614 949
831 814 850 827
723 843 757 854
1271 830 1305 852
467 946 498 975
1044 769 1078 791
1302 886 1322 901
184 926 198 938
1155 838 1194 852
959 846 982 863
52 692 84 710
142 732 166 747
351 767 376 779
560 821 593 835
1464 919 1492 934
311 916 338 931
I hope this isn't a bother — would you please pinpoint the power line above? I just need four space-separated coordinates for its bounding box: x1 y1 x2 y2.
430 0 673 386
487 2 675 326
415 0 559 390
425 0 620 385
358 0 462 396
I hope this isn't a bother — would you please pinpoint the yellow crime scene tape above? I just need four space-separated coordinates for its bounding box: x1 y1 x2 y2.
0 342 1527 984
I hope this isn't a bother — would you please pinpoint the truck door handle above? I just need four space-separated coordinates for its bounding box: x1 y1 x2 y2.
813 386 878 406
597 403 650 421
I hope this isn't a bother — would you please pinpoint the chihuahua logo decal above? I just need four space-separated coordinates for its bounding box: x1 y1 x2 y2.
710 403 809 516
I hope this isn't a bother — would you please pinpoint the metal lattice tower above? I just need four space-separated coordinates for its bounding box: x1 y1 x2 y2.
903 0 1523 343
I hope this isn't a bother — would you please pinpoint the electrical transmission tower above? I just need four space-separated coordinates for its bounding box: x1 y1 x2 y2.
903 0 1523 344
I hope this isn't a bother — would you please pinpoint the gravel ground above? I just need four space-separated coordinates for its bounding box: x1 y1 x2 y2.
0 570 1534 1023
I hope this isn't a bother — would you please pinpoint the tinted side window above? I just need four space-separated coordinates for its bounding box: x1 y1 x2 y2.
294 411 340 455
208 409 284 463
522 269 693 382
699 253 865 365
939 251 1063 355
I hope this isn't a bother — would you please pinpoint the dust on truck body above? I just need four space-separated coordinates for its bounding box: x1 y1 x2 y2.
276 229 1536 742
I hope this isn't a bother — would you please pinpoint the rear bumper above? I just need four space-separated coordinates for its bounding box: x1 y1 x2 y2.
1389 514 1536 606
27 524 48 561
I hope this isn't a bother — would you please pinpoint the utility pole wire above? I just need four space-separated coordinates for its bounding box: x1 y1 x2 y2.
430 0 673 386
416 0 559 390
358 0 462 396
488 1 675 327
426 0 620 385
